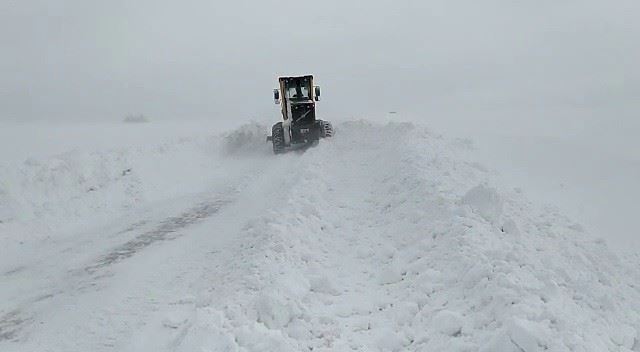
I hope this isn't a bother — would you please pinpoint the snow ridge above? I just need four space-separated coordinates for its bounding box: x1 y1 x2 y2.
170 122 640 351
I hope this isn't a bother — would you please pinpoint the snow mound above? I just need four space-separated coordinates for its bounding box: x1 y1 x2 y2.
0 151 139 229
461 184 503 224
169 122 640 351
0 128 250 241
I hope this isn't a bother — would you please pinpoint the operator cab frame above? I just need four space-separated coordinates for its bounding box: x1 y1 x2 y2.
274 75 321 106
274 75 321 125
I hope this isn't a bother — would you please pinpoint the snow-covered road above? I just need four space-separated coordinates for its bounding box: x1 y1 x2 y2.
1 121 639 351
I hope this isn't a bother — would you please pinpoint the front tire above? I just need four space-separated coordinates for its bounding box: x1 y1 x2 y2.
271 122 285 154
319 120 334 138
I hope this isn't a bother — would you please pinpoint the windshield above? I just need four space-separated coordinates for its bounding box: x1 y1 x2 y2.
285 79 311 101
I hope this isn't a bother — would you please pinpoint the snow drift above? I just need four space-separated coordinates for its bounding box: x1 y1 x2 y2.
172 121 639 351
0 121 638 352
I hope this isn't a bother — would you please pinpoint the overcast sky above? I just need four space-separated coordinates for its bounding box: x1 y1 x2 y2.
1 0 638 135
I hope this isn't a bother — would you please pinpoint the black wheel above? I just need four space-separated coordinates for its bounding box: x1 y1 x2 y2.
271 122 285 154
320 120 334 138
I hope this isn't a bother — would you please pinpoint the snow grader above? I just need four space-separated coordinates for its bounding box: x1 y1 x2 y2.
267 75 333 154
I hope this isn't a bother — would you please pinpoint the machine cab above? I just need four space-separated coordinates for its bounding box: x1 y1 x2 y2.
283 76 313 102
275 75 321 124
274 75 321 104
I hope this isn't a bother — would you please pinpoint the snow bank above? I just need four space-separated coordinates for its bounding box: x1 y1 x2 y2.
0 122 271 228
166 121 640 351
0 122 271 275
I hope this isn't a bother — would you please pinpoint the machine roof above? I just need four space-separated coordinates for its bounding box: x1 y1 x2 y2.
279 75 313 81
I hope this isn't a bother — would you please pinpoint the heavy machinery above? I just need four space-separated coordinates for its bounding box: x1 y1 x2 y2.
267 75 333 154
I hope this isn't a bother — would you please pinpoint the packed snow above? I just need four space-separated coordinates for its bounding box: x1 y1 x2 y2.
1 121 638 351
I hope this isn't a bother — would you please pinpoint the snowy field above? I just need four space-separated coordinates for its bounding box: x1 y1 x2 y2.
1 120 639 351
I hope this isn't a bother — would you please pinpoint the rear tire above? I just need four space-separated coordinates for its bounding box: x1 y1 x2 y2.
271 122 285 154
319 120 334 138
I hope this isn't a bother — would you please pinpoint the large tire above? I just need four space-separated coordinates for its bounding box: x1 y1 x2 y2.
271 122 285 154
320 120 334 138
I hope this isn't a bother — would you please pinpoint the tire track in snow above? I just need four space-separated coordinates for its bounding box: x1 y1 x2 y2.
0 192 236 344
0 310 31 342
84 196 233 274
